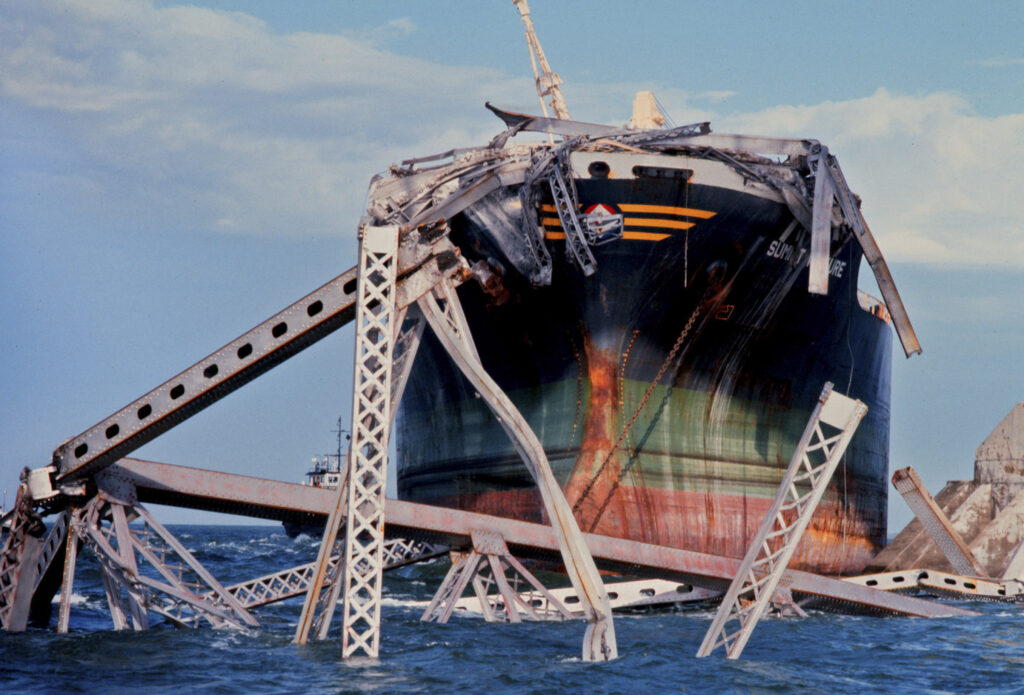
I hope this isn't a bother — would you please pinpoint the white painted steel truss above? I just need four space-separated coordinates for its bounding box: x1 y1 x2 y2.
697 383 867 659
419 279 617 661
423 530 573 624
70 483 258 631
298 224 402 659
230 538 445 611
891 466 986 577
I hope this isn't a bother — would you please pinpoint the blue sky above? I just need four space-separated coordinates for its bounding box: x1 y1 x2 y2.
2 1 1022 531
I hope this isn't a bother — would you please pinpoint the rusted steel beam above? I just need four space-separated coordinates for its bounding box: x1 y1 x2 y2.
52 266 361 485
891 466 986 577
51 238 460 487
110 458 974 619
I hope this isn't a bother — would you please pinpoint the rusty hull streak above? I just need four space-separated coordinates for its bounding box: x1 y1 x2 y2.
563 331 632 535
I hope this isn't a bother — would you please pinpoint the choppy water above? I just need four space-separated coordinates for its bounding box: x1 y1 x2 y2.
2 525 1022 694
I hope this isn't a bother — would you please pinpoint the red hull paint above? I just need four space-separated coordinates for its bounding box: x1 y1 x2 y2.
422 482 879 575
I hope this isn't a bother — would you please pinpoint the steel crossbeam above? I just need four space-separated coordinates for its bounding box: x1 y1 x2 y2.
94 457 972 619
697 383 868 659
20 456 966 625
419 280 617 661
843 569 1024 601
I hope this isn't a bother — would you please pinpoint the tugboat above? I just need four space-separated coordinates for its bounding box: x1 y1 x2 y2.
282 418 348 538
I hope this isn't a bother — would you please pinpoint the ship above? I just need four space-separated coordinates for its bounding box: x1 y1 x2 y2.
282 419 348 538
390 3 918 576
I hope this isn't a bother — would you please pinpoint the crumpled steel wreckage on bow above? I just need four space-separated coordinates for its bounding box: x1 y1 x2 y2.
3 0 1021 665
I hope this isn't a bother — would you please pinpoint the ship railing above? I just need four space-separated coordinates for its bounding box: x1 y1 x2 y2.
857 289 891 325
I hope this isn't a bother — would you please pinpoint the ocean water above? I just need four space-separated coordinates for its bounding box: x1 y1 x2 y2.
2 525 1022 694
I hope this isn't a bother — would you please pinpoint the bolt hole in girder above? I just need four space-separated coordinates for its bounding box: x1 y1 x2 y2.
105 424 120 439
170 384 185 400
272 322 288 338
203 364 219 379
138 403 152 420
307 300 323 317
74 443 88 458
237 343 253 359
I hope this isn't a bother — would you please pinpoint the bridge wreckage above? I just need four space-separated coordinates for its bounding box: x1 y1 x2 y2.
1 0 1014 666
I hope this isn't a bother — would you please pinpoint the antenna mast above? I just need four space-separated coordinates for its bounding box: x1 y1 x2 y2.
513 0 570 120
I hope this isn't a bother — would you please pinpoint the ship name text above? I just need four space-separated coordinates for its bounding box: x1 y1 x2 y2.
766 240 846 278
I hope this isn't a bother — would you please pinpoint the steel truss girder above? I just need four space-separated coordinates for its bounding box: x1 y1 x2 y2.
547 143 598 276
73 481 258 631
101 457 972 619
891 466 986 577
698 383 867 659
295 224 404 658
422 530 573 624
0 486 46 631
418 280 617 662
337 223 400 658
230 538 445 610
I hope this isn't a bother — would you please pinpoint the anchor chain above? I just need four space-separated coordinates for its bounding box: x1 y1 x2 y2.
572 285 714 527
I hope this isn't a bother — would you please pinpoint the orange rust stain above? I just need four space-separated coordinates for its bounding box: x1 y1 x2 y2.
563 332 633 537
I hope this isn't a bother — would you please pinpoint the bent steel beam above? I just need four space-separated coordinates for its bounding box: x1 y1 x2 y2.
419 280 611 661
823 155 921 357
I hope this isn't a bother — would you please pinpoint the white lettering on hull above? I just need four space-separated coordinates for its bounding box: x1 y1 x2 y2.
766 240 845 278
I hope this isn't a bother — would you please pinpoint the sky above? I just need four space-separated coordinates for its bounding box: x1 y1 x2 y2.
2 0 1023 531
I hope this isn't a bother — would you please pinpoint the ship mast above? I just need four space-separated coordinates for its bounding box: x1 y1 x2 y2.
513 0 570 120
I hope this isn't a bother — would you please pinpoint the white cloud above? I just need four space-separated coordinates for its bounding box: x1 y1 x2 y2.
0 1 513 239
2 1 1023 269
715 88 1024 267
973 57 1024 68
